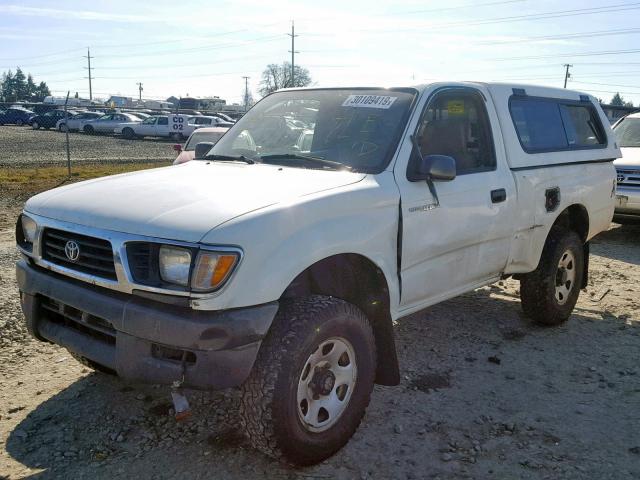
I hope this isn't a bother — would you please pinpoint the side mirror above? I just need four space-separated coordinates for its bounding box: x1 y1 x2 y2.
173 143 182 152
418 155 457 181
194 142 214 160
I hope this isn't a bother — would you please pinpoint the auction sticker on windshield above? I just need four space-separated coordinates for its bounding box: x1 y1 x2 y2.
342 95 398 109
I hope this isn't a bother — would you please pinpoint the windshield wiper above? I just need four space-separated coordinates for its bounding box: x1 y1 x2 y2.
259 153 350 170
205 154 254 164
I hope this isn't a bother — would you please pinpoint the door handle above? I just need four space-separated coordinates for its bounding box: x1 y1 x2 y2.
491 188 506 204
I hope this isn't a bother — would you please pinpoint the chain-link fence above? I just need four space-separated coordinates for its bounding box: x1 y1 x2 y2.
0 99 242 169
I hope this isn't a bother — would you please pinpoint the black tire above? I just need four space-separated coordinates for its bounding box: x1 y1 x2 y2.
16 119 24 126
169 132 182 141
32 121 40 130
83 125 94 134
69 352 116 375
58 123 67 132
123 127 135 139
520 227 584 326
240 295 376 466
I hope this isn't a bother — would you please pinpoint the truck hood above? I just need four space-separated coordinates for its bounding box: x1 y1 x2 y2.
615 147 640 168
25 162 366 243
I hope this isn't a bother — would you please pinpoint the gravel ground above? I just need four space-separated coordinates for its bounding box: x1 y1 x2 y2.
0 154 639 478
0 126 175 166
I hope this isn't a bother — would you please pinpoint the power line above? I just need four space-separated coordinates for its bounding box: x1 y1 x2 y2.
493 48 640 61
349 1 640 33
0 47 85 62
477 27 640 45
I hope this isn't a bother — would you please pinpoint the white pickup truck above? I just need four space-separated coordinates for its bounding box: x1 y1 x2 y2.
16 82 619 466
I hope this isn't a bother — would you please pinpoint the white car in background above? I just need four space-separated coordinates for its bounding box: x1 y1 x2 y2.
188 116 234 128
116 114 200 140
80 113 143 134
173 126 230 164
56 111 103 132
612 112 640 223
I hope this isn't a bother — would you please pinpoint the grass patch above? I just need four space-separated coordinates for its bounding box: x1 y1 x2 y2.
0 161 166 198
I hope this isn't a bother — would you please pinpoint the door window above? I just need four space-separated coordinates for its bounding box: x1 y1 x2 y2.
157 117 168 125
414 90 496 175
142 117 156 125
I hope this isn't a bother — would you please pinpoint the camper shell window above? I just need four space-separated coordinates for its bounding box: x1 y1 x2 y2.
509 96 606 153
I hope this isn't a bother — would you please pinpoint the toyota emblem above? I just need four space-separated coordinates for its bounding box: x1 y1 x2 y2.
64 240 80 261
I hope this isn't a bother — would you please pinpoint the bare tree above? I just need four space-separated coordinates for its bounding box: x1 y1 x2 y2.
258 62 312 97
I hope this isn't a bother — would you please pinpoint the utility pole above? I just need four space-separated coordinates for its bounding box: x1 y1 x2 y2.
137 82 143 101
287 21 299 88
84 48 94 100
563 64 572 89
242 76 250 111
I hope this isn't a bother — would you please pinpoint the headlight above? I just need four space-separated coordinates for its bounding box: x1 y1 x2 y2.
191 251 239 291
21 215 37 243
158 245 192 286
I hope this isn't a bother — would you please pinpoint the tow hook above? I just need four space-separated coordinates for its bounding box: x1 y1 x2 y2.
170 352 191 421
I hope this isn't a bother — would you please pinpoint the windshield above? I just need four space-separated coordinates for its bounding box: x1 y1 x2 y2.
208 88 416 172
614 117 640 147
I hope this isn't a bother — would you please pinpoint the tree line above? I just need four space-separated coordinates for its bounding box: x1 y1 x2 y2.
1 68 51 103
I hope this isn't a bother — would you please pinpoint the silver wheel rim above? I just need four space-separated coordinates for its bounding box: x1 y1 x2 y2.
296 337 357 433
555 249 576 305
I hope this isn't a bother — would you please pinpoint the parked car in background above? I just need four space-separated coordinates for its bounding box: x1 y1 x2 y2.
211 112 235 123
173 126 230 164
56 111 103 132
188 116 234 128
0 107 35 126
123 111 150 120
80 113 142 134
612 112 640 223
115 115 170 139
115 114 200 140
31 110 72 130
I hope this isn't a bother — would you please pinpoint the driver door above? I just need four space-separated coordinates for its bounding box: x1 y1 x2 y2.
396 86 516 312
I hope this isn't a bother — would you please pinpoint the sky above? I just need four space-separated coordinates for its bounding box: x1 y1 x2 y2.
1 0 640 106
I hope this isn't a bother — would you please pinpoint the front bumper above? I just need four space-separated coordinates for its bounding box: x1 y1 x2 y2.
17 259 278 390
614 186 640 219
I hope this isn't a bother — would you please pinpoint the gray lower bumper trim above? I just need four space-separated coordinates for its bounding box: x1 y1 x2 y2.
16 259 279 389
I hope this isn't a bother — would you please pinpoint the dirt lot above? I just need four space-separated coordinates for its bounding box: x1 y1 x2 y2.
0 125 175 166
0 128 639 479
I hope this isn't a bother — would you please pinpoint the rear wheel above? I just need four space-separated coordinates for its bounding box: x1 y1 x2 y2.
123 127 135 139
83 125 94 134
32 121 40 130
240 295 376 466
169 132 182 141
520 227 584 326
58 123 68 132
16 119 24 126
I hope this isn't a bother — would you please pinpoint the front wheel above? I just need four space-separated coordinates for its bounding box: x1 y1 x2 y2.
16 119 24 126
58 123 68 132
122 127 135 139
240 295 376 466
83 125 94 134
32 121 40 130
520 227 584 326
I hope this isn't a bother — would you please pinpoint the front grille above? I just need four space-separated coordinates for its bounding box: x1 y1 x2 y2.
40 296 116 345
42 228 117 280
616 169 640 188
